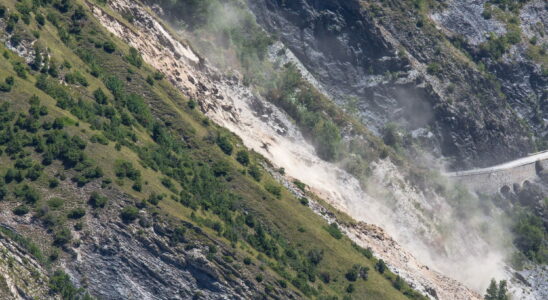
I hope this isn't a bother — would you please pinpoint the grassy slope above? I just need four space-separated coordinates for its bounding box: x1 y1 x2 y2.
0 0 424 299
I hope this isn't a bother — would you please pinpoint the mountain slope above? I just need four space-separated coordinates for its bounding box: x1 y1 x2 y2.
0 0 429 299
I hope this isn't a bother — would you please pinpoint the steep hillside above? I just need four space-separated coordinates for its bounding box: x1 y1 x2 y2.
248 0 547 170
0 0 432 299
0 0 545 299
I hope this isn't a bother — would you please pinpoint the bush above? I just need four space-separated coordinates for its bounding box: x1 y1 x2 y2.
49 178 60 188
265 183 282 198
345 267 358 282
53 227 72 246
88 192 108 208
49 270 90 299
307 249 324 265
375 259 387 274
324 223 343 239
67 208 86 219
120 206 139 222
293 179 306 191
249 164 262 182
114 160 141 181
48 197 64 209
236 150 250 166
513 213 546 262
346 283 355 293
426 62 441 75
383 123 401 149
103 41 116 53
393 275 405 290
13 205 29 216
0 186 7 201
212 160 230 177
146 75 154 86
217 135 233 155
126 47 143 68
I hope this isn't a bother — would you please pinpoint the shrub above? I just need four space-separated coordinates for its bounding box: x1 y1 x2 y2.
35 13 45 26
53 227 72 246
188 99 196 109
375 259 387 274
249 164 262 182
346 283 355 293
67 208 86 219
47 198 64 210
114 160 141 180
93 88 108 104
49 178 60 188
426 62 441 75
324 223 343 239
236 150 250 166
0 186 7 201
146 75 154 85
345 267 358 282
88 192 108 208
346 264 369 282
265 183 282 198
212 160 230 177
394 275 405 290
299 197 309 206
293 179 306 191
307 249 324 265
383 123 401 149
120 206 139 222
217 135 233 155
13 205 29 216
103 41 116 53
49 270 90 299
126 47 143 68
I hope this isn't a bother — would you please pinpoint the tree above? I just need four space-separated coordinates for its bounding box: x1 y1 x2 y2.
485 279 509 300
485 279 498 300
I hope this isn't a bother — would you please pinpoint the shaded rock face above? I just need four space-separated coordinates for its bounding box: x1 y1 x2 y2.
431 0 506 45
248 0 535 169
432 0 547 149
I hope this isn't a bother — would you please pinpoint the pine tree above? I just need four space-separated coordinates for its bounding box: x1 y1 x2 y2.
485 279 498 300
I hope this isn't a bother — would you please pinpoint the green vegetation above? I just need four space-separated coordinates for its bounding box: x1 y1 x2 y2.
484 279 509 300
50 270 94 300
324 223 343 240
512 211 547 263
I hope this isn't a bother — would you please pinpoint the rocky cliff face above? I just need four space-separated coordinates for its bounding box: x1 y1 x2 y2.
248 0 544 169
0 179 271 300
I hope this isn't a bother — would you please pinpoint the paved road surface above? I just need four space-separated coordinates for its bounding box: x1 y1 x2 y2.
447 150 548 177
